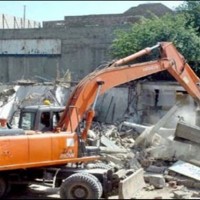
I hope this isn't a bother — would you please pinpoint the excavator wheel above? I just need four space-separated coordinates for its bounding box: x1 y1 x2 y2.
0 177 7 198
60 173 102 199
4 183 11 197
81 173 103 197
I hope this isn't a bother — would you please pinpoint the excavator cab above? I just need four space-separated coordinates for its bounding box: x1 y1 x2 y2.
11 105 65 132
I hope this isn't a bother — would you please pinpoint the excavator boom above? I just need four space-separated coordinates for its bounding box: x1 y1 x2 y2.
57 42 200 136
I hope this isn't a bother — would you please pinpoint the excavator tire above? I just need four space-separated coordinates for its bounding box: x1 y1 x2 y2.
4 183 11 197
0 177 7 198
81 173 103 197
60 173 102 199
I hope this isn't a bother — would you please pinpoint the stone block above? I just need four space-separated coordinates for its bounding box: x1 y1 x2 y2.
148 174 166 189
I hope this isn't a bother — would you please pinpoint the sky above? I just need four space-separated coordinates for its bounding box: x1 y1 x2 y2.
0 1 184 22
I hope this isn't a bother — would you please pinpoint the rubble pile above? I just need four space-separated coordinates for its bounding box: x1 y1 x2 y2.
0 83 200 198
89 113 200 198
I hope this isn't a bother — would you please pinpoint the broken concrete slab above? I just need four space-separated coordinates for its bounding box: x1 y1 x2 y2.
100 147 127 154
134 128 151 147
146 135 200 163
100 135 125 151
169 160 200 182
118 168 145 199
175 121 200 144
121 121 150 133
104 154 124 167
144 174 166 189
104 125 116 137
165 174 200 189
172 190 191 199
146 165 168 174
191 192 200 198
145 103 180 145
121 121 175 138
135 103 180 147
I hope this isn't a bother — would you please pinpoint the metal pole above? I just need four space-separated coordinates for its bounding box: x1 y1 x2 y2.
23 5 26 28
2 14 4 29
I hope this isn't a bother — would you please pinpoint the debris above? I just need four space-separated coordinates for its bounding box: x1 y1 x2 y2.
105 125 116 137
125 156 142 170
100 147 127 154
145 174 166 189
154 196 162 199
0 80 199 199
16 79 36 85
175 121 200 144
104 154 124 167
113 169 127 180
120 121 149 133
192 192 200 198
135 103 180 147
146 165 167 174
144 184 155 191
100 135 126 151
169 160 200 182
146 135 200 162
121 121 175 138
168 181 177 188
172 190 191 199
165 174 200 189
118 168 145 199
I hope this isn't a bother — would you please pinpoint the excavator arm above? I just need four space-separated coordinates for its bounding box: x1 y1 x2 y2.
57 42 200 140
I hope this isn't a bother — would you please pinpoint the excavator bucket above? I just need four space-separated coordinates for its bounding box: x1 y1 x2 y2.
118 168 145 199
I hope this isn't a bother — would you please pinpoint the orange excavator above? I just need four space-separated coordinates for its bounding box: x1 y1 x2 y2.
1 42 200 199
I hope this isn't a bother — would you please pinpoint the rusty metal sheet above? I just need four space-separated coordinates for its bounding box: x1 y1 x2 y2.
169 160 200 181
0 39 61 55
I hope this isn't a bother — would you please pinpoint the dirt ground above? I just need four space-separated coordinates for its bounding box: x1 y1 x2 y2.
4 183 200 199
5 184 60 199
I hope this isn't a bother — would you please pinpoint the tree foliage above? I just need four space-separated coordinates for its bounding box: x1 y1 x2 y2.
176 1 200 32
110 7 200 79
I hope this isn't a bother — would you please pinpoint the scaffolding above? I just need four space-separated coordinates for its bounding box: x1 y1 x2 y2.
0 14 41 29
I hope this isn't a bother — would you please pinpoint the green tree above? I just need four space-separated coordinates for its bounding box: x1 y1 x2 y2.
176 1 200 32
110 13 200 79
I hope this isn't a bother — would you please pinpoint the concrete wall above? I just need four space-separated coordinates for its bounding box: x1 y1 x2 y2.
138 82 196 128
94 81 196 128
0 81 193 127
0 25 121 83
0 3 171 84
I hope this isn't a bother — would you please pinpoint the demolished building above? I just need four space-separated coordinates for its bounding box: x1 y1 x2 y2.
1 2 200 199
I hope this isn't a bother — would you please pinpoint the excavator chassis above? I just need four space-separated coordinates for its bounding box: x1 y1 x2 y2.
0 164 144 199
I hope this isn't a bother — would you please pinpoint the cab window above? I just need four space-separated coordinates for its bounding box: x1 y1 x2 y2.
20 112 35 130
40 112 51 131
